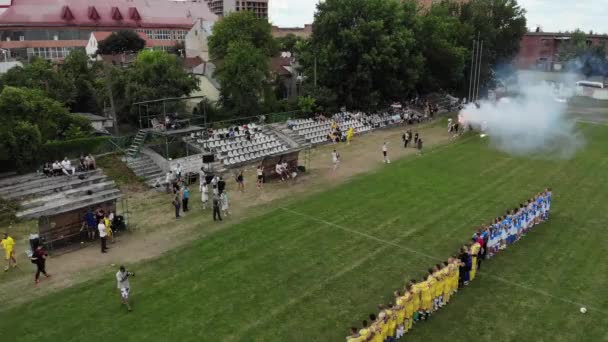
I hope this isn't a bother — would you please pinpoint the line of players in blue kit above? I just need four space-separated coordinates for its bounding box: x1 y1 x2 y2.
485 188 552 257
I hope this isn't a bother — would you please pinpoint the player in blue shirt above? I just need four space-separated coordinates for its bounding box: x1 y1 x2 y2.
545 188 552 219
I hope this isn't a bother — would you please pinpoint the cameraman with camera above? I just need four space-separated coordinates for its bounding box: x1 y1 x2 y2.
116 266 134 312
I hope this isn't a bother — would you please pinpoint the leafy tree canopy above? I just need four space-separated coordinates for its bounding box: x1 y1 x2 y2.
301 0 423 109
214 40 269 116
0 58 76 105
97 30 146 55
209 11 277 60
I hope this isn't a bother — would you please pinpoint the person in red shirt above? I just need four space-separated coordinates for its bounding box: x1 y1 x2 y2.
31 245 50 284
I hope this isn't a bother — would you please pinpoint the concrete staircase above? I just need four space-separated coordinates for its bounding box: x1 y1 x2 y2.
126 130 147 159
0 169 122 220
271 122 310 148
125 154 164 186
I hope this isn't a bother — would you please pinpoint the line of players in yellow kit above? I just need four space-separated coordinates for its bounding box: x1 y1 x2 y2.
347 258 463 342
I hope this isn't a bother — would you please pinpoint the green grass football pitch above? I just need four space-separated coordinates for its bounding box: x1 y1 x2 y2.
2 123 607 341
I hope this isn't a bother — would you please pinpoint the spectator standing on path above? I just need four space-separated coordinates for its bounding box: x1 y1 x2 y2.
382 142 391 164
220 191 230 217
217 177 226 194
256 165 264 189
200 182 209 209
414 132 419 145
332 150 340 172
1 233 17 271
212 196 222 221
116 266 133 312
31 245 50 284
236 170 244 192
416 138 423 156
98 219 108 253
165 171 173 194
173 193 181 219
83 209 97 240
211 175 219 196
182 186 190 212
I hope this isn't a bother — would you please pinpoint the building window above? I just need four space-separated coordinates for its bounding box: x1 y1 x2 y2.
28 46 76 60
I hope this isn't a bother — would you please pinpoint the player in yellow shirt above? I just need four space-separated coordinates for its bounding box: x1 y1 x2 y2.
368 313 385 342
346 127 354 145
426 267 439 312
386 303 397 339
442 261 452 305
358 319 371 341
470 241 481 281
403 284 415 332
409 279 422 323
433 264 445 310
1 233 17 271
346 327 365 342
419 276 433 320
451 256 462 294
394 291 406 338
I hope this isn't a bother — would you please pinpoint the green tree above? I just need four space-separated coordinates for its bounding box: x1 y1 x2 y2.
276 34 304 54
97 30 146 55
301 0 423 110
458 0 527 93
297 95 316 114
0 58 76 105
62 49 101 113
208 11 277 60
557 29 607 77
108 50 199 124
209 11 277 117
4 121 42 172
415 2 468 93
214 40 269 116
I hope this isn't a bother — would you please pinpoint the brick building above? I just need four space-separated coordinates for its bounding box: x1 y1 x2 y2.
514 32 608 71
271 25 312 39
0 0 216 61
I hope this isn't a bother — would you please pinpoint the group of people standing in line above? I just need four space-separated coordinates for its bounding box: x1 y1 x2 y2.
83 208 116 254
345 190 552 341
168 168 231 222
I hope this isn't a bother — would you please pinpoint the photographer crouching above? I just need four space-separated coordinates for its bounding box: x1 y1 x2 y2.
116 266 135 312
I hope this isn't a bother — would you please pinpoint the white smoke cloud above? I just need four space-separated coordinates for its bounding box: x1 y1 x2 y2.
459 82 584 159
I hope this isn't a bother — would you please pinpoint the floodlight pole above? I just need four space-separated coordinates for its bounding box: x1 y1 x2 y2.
468 39 476 103
476 40 484 102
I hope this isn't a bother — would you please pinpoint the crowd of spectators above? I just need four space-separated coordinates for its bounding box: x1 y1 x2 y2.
42 154 96 178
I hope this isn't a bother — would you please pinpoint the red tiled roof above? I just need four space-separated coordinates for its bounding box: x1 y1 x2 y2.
270 56 292 76
183 56 203 69
0 0 216 29
0 39 87 48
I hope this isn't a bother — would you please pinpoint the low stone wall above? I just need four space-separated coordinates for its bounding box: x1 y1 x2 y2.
142 147 204 175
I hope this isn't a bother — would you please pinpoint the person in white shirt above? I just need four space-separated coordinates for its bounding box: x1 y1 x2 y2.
98 221 108 253
275 163 284 181
382 142 390 164
209 175 218 195
116 266 133 312
175 163 183 180
61 157 75 176
256 165 264 189
200 181 209 209
165 171 173 193
331 150 340 172
281 162 290 180
220 191 229 217
52 161 62 176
